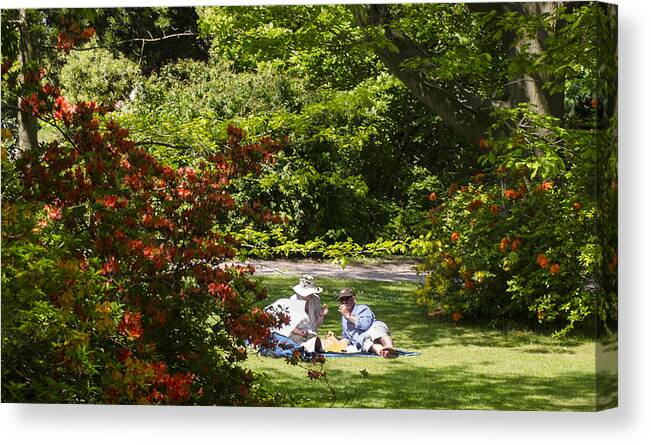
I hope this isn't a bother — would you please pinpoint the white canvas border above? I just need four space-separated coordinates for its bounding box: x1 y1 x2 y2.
1 1 649 444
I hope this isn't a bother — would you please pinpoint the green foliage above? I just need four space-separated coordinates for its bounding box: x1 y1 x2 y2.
58 40 142 104
119 58 312 158
90 7 207 73
120 57 471 244
232 225 431 268
196 5 380 89
388 2 508 99
2 202 108 402
416 105 614 336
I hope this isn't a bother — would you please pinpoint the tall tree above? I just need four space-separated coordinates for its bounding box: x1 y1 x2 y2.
16 9 39 154
353 2 611 144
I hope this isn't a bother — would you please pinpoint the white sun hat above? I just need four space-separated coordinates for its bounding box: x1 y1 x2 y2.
292 274 323 297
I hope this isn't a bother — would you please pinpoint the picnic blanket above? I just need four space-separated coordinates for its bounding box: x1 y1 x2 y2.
320 349 420 358
258 333 420 359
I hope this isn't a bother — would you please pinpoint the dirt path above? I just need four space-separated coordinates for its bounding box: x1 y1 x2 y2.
246 257 425 283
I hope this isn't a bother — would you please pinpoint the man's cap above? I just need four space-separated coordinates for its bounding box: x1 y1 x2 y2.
337 288 355 302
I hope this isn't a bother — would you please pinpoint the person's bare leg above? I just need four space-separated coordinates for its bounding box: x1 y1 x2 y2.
377 337 397 358
378 336 394 349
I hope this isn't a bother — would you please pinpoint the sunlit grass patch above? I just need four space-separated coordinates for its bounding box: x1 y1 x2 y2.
246 275 597 411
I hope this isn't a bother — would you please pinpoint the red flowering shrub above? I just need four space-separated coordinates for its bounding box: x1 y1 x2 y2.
416 105 616 336
55 17 96 53
2 67 288 403
417 177 597 333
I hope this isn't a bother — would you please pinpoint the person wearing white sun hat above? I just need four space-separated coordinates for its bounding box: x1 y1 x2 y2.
264 274 328 352
289 274 328 339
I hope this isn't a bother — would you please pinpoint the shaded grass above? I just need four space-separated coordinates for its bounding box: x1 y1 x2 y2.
247 275 597 411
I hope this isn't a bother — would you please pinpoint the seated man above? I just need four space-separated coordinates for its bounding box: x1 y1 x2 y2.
337 288 397 358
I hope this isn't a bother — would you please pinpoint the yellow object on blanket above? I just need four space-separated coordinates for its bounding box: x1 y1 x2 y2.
321 331 349 352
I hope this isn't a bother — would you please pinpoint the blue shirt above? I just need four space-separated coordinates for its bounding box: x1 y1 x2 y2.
341 304 375 349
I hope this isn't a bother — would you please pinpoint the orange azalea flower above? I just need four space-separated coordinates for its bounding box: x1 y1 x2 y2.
463 279 474 289
441 252 455 269
591 98 598 109
490 204 499 215
549 264 560 274
428 191 438 201
44 204 62 220
452 311 462 322
504 189 517 199
511 237 522 252
118 311 143 340
97 195 117 209
499 237 509 252
515 183 526 199
451 232 460 242
536 254 549 268
541 180 553 191
572 202 582 210
177 186 192 199
467 199 483 211
447 182 459 196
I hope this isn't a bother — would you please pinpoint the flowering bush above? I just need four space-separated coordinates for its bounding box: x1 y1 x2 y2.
416 106 617 336
2 67 287 403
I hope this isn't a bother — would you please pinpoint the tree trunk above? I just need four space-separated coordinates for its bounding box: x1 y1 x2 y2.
354 3 565 145
17 9 39 154
506 2 564 118
354 4 495 146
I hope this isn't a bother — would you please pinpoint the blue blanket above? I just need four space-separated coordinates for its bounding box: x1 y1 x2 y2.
321 349 420 358
258 333 420 358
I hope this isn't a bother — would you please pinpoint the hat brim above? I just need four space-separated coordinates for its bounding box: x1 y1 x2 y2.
293 284 323 297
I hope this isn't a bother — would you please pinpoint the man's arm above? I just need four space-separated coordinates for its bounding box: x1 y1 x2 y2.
353 305 374 332
341 316 351 340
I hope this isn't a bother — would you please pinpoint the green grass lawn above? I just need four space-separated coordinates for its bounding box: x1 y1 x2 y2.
246 275 597 411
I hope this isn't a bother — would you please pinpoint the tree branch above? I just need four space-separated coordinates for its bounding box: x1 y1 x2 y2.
38 116 79 151
353 4 495 145
135 140 194 151
39 32 198 52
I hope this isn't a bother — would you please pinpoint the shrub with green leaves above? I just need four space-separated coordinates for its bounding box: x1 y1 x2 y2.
417 106 615 336
58 41 142 104
120 59 473 245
